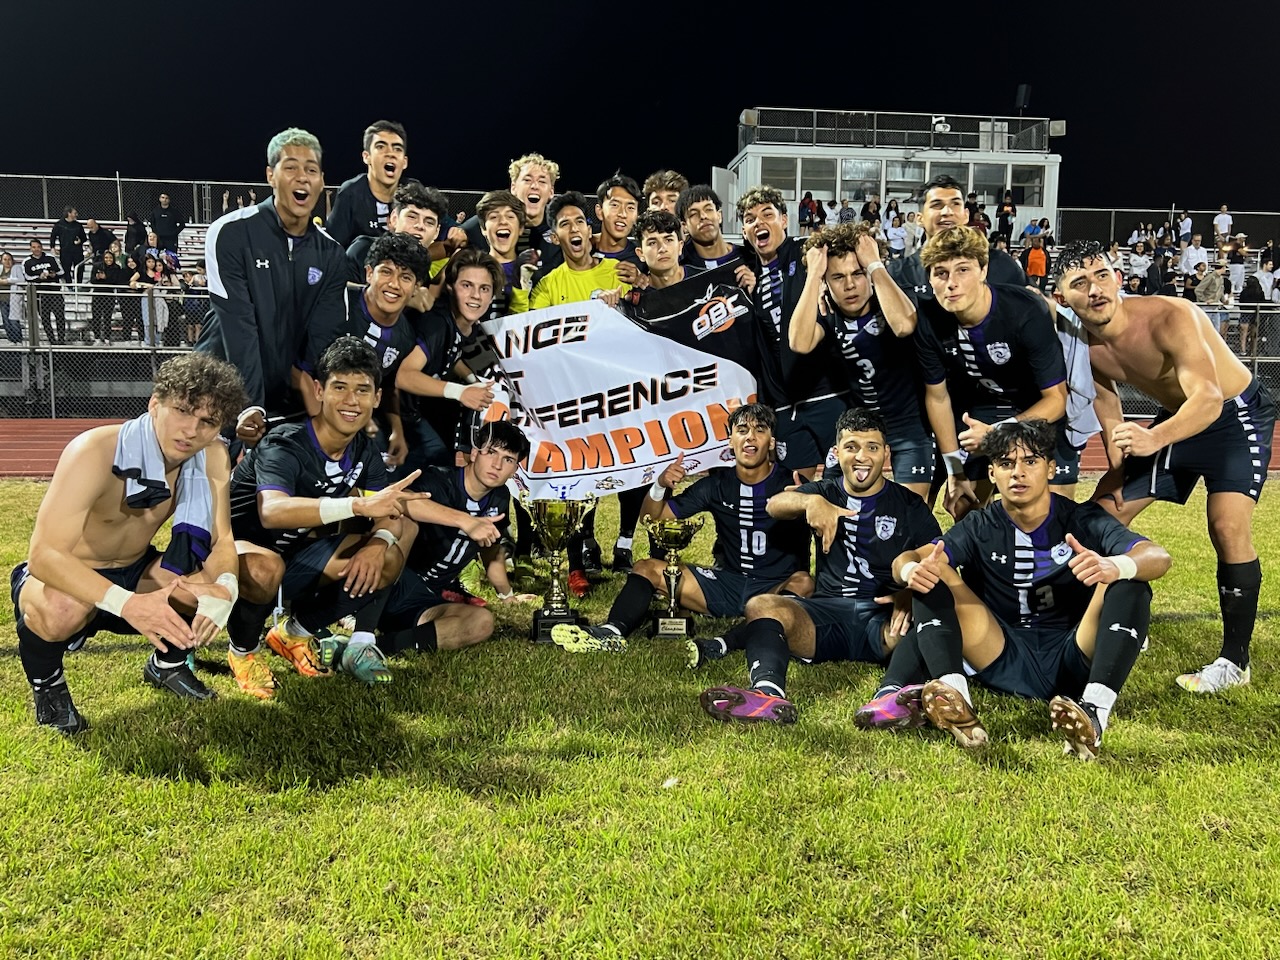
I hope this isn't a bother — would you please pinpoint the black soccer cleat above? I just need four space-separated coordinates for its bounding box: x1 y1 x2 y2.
612 546 633 573
33 684 88 734
143 656 217 700
685 637 729 670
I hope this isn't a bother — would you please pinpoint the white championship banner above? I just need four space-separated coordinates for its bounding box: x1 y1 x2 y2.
479 299 758 499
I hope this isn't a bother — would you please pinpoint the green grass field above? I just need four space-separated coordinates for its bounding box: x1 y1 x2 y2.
1 477 1278 959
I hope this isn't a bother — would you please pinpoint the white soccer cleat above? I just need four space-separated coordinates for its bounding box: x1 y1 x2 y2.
1175 657 1250 694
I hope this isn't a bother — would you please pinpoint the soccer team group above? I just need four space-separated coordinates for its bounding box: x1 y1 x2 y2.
10 121 1275 761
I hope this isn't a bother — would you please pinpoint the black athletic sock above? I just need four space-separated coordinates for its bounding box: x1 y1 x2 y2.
514 507 534 557
17 621 73 691
879 628 929 692
912 586 964 678
616 487 645 539
606 574 655 635
295 580 375 636
227 598 273 654
353 585 393 635
744 617 790 698
152 634 189 669
721 622 751 651
1088 580 1153 691
380 621 437 655
1218 559 1261 668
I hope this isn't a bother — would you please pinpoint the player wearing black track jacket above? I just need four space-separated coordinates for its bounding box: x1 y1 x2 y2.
677 185 742 274
196 129 348 433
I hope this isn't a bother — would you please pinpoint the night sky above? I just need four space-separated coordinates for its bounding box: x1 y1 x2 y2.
5 5 1268 212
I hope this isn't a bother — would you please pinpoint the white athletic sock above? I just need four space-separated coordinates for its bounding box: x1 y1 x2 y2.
284 616 312 638
1082 682 1118 731
939 673 972 706
753 680 786 699
615 536 633 550
349 630 376 647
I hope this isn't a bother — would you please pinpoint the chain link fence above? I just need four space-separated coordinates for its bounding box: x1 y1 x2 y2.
1059 208 1280 248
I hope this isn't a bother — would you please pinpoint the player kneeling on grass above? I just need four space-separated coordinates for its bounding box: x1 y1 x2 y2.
550 403 813 654
12 354 247 733
374 421 533 654
223 337 428 698
856 419 1170 759
699 407 943 724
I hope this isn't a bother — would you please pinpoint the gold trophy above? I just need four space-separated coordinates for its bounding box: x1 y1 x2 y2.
520 492 597 643
641 515 706 639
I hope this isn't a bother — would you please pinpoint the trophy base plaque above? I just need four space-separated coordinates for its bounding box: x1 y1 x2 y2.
651 613 695 640
532 607 589 644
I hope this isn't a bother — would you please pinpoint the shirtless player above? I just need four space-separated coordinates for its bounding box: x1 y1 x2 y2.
12 354 247 732
1054 240 1276 693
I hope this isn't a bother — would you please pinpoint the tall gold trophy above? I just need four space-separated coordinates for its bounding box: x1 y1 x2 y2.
641 515 706 639
520 492 597 643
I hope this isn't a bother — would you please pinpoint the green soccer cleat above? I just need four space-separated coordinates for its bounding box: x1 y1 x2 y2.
340 639 392 685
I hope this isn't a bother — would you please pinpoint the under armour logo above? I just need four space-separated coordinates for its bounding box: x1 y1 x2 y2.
1109 623 1138 639
1219 586 1243 597
916 618 942 633
911 466 928 474
991 552 1007 563
255 258 270 269
1055 465 1070 475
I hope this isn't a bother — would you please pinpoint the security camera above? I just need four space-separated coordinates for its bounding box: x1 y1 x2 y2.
932 116 951 133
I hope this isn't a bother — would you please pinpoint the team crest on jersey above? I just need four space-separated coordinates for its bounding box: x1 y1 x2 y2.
307 267 323 285
788 262 797 276
987 341 1012 364
381 347 400 369
1051 541 1073 564
695 567 717 579
775 441 787 461
863 315 883 337
874 516 897 540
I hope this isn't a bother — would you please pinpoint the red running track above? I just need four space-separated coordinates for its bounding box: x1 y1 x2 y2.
0 418 1276 480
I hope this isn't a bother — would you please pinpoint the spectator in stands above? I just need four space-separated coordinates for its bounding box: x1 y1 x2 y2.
837 198 856 224
1124 275 1144 296
326 120 410 246
1195 260 1227 332
965 192 979 221
798 191 816 233
1128 241 1152 293
85 219 116 262
1256 258 1275 300
1183 262 1204 301
149 193 186 255
23 239 65 343
1213 205 1233 245
1156 220 1172 241
1180 233 1210 275
124 215 147 257
1037 218 1055 245
89 250 126 345
972 204 992 236
50 207 86 286
885 215 907 259
996 192 1016 241
903 211 924 255
129 253 163 346
0 251 20 343
179 261 208 346
1106 239 1124 275
1019 219 1041 246
1177 210 1192 248
1227 233 1247 294
1019 235 1051 291
1127 221 1145 246
884 199 901 227
860 196 880 222
119 255 143 342
221 188 258 216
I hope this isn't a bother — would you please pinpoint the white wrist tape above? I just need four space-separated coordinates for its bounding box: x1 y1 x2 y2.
372 528 398 548
497 590 515 600
865 260 885 277
648 482 668 501
443 382 466 401
941 449 967 476
236 405 266 428
96 584 133 617
899 561 920 584
196 573 240 629
318 497 357 524
1109 554 1138 580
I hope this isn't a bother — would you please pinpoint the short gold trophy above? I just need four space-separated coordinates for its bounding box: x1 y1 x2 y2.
520 493 597 643
640 515 706 639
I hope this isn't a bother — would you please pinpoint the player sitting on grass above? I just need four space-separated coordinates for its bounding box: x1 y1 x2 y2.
698 407 942 724
855 419 1170 760
12 354 246 733
375 421 534 654
223 337 427 698
550 403 813 654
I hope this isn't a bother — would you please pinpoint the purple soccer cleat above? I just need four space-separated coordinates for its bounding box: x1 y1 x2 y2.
854 683 927 730
700 685 798 724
